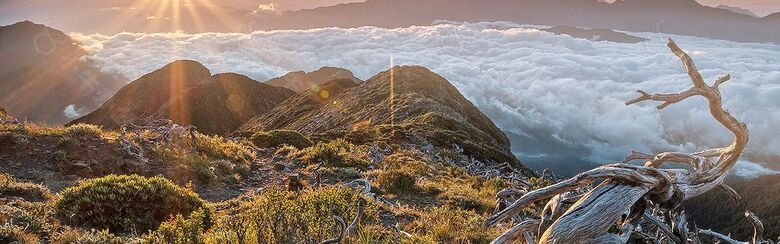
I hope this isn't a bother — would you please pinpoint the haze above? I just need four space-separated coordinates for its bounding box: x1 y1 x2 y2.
1 0 778 34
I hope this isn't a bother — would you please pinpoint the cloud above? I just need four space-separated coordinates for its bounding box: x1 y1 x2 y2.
731 160 780 179
71 21 780 178
63 105 87 119
252 3 280 14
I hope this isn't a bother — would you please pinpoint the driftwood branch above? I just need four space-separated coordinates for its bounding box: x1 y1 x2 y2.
320 216 346 244
698 229 745 244
486 39 749 243
745 211 765 244
491 219 541 244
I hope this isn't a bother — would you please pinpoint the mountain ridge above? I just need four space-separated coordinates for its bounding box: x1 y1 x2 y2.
239 65 527 170
266 67 362 93
0 21 125 124
240 0 779 43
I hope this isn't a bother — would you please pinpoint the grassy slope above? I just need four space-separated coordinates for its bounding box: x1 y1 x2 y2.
0 121 549 243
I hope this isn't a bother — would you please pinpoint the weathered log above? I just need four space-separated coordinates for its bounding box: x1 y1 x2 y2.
345 198 366 236
346 179 371 194
486 39 749 243
698 229 745 244
745 211 765 244
491 219 541 244
320 216 346 244
643 212 682 243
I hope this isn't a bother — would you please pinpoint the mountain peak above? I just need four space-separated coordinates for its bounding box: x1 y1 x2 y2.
239 66 526 169
266 66 362 93
715 4 759 18
70 60 212 129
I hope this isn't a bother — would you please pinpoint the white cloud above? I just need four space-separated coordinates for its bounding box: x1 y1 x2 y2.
731 160 780 179
63 105 87 119
252 3 280 14
71 21 780 178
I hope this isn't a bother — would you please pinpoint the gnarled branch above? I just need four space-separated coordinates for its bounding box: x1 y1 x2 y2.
486 38 750 244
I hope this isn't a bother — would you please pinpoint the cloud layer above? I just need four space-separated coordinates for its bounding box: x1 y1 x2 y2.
71 21 780 178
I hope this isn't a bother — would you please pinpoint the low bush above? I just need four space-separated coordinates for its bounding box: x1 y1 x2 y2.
376 169 418 194
50 228 124 244
295 139 370 168
202 186 378 243
0 202 52 236
66 124 103 138
0 174 51 202
251 130 312 149
53 175 209 234
0 223 40 244
142 208 211 243
402 207 495 243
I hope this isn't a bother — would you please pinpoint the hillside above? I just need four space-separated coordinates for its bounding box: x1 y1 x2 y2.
265 67 362 93
70 60 212 129
0 21 125 124
716 4 759 18
684 174 780 240
1 65 540 242
239 66 529 172
542 26 648 43
70 61 297 135
153 73 296 135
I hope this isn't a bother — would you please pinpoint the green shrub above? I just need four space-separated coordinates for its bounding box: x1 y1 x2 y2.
152 134 253 185
206 186 378 243
376 169 418 194
51 228 124 244
0 173 51 202
296 139 370 168
53 175 209 234
0 202 52 236
0 223 40 244
142 208 211 244
403 207 494 243
66 124 103 138
251 130 312 149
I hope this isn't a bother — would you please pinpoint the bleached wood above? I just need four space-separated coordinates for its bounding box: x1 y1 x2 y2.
745 211 765 244
486 39 750 243
320 216 346 244
699 229 745 244
491 219 541 244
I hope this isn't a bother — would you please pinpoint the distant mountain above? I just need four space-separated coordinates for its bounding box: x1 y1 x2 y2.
765 12 780 21
70 60 212 129
266 67 362 93
70 60 297 135
0 21 125 124
684 174 780 240
239 66 530 170
715 4 759 18
241 0 779 43
154 73 296 135
241 78 359 133
542 26 648 43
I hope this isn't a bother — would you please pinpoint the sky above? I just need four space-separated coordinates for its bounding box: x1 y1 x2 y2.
1 0 779 32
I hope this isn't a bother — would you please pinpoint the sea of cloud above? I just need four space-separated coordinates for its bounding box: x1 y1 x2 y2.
71 21 780 178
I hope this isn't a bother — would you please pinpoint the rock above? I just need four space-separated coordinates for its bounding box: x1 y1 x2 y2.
71 161 93 177
64 175 79 181
122 159 145 173
273 162 287 171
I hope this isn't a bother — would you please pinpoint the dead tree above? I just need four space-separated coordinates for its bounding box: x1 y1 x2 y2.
118 118 198 162
485 38 749 243
320 216 346 244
